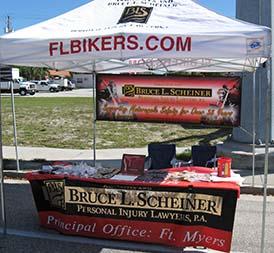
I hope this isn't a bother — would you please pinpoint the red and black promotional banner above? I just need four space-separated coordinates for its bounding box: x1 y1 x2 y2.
27 174 239 252
96 74 241 126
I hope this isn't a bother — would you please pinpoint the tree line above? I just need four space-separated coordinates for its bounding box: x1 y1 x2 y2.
18 66 49 80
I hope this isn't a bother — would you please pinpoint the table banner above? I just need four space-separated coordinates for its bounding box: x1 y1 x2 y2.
96 74 241 126
29 176 238 252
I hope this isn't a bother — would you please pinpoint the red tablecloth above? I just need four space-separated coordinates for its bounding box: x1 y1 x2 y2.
26 167 240 253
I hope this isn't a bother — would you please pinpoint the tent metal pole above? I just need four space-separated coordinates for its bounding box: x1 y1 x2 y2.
92 70 96 167
252 70 256 187
10 82 20 172
0 85 7 235
260 60 271 253
259 0 262 25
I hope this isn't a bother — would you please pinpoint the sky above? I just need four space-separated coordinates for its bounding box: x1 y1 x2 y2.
0 0 236 34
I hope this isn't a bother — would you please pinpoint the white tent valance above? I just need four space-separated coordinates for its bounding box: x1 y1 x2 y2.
0 0 271 72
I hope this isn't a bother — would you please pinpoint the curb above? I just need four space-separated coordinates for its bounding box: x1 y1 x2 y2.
239 185 274 195
4 170 29 180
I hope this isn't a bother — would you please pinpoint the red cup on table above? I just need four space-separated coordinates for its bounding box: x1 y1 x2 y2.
217 157 232 177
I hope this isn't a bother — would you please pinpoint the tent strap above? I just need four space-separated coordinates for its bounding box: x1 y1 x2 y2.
92 68 96 167
260 59 271 253
0 84 7 235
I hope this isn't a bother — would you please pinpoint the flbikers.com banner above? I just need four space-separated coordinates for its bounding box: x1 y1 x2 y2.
28 176 239 252
96 75 241 126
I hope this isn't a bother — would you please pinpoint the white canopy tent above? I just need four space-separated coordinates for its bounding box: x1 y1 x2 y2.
0 0 270 72
0 0 272 252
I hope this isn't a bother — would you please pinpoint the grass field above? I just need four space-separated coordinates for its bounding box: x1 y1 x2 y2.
1 97 232 150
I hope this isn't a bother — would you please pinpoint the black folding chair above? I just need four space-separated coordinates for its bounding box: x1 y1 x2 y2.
191 145 217 168
147 143 176 170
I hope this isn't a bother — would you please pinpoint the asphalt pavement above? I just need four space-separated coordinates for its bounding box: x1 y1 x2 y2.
1 88 94 98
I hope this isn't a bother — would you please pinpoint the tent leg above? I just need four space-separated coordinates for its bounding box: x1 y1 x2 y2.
92 71 96 167
260 60 271 253
0 87 7 235
10 82 20 172
252 70 256 187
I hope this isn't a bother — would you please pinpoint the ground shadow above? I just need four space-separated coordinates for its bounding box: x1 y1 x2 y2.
156 128 232 146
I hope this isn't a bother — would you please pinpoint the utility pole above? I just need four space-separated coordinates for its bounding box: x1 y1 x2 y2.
4 15 14 34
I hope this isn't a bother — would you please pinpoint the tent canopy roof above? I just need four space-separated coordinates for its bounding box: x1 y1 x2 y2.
0 0 271 73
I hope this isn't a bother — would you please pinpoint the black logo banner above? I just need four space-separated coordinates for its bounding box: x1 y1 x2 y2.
122 85 212 97
118 6 153 24
29 178 238 232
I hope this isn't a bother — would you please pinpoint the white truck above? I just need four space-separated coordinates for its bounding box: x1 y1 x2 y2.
0 79 37 96
0 67 37 96
30 80 61 92
53 78 76 91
